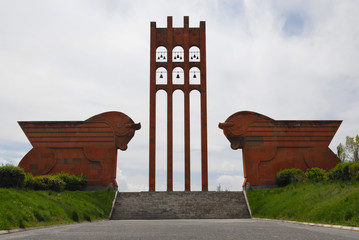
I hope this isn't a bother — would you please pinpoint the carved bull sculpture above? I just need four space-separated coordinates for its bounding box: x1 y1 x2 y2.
219 111 341 187
18 111 140 187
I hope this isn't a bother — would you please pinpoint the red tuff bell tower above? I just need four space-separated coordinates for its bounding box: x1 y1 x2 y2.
149 16 208 191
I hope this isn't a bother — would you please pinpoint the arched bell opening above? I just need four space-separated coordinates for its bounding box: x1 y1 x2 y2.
172 46 184 62
156 46 167 62
156 67 167 84
189 67 200 84
173 67 184 84
189 46 200 62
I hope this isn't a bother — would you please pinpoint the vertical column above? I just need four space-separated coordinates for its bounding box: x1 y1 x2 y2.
167 93 173 191
167 16 173 191
183 16 191 191
149 22 157 191
200 21 208 191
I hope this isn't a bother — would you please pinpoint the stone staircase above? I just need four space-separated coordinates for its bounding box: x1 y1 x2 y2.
110 191 251 220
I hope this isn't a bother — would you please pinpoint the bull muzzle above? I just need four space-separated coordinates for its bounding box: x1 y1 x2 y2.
125 122 141 130
218 122 234 129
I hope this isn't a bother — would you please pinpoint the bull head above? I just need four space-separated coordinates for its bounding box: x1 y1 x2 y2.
86 111 141 151
219 111 274 150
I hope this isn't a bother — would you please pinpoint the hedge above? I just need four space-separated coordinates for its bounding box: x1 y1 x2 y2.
0 165 25 188
349 163 359 181
275 168 305 187
31 175 66 192
1 165 87 192
329 162 354 181
54 173 87 191
305 168 328 182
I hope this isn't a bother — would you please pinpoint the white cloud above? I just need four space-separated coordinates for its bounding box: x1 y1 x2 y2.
216 175 245 191
0 147 28 166
0 157 10 166
116 168 147 192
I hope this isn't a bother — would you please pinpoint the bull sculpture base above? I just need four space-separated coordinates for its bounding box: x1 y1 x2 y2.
219 111 341 187
18 112 140 187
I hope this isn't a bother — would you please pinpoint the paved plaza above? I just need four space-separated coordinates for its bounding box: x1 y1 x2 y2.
1 219 359 240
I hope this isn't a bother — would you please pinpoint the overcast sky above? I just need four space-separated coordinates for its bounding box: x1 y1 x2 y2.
1 0 358 191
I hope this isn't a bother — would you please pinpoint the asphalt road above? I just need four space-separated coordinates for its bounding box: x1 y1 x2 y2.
1 219 359 240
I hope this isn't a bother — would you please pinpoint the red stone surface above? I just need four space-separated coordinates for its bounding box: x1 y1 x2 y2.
149 16 208 191
219 111 341 187
18 112 140 186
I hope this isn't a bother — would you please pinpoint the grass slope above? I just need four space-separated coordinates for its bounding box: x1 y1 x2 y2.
0 188 116 230
246 181 359 227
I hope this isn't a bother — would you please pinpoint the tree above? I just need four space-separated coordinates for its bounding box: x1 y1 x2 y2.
337 143 346 162
337 135 359 163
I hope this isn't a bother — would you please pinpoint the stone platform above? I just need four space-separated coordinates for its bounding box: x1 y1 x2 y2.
110 191 251 220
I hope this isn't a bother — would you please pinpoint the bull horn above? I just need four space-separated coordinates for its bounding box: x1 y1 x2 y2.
218 122 234 129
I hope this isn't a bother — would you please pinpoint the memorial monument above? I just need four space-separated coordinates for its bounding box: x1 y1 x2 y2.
219 111 341 187
18 111 140 187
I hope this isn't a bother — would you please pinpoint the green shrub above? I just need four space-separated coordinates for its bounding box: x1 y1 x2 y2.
349 162 359 181
24 172 35 189
55 173 87 190
275 168 305 187
305 168 328 182
329 162 354 181
24 172 87 191
31 176 47 190
32 175 65 192
0 165 25 188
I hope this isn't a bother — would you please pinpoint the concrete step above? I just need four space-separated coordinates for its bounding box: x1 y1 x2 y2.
110 191 251 220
